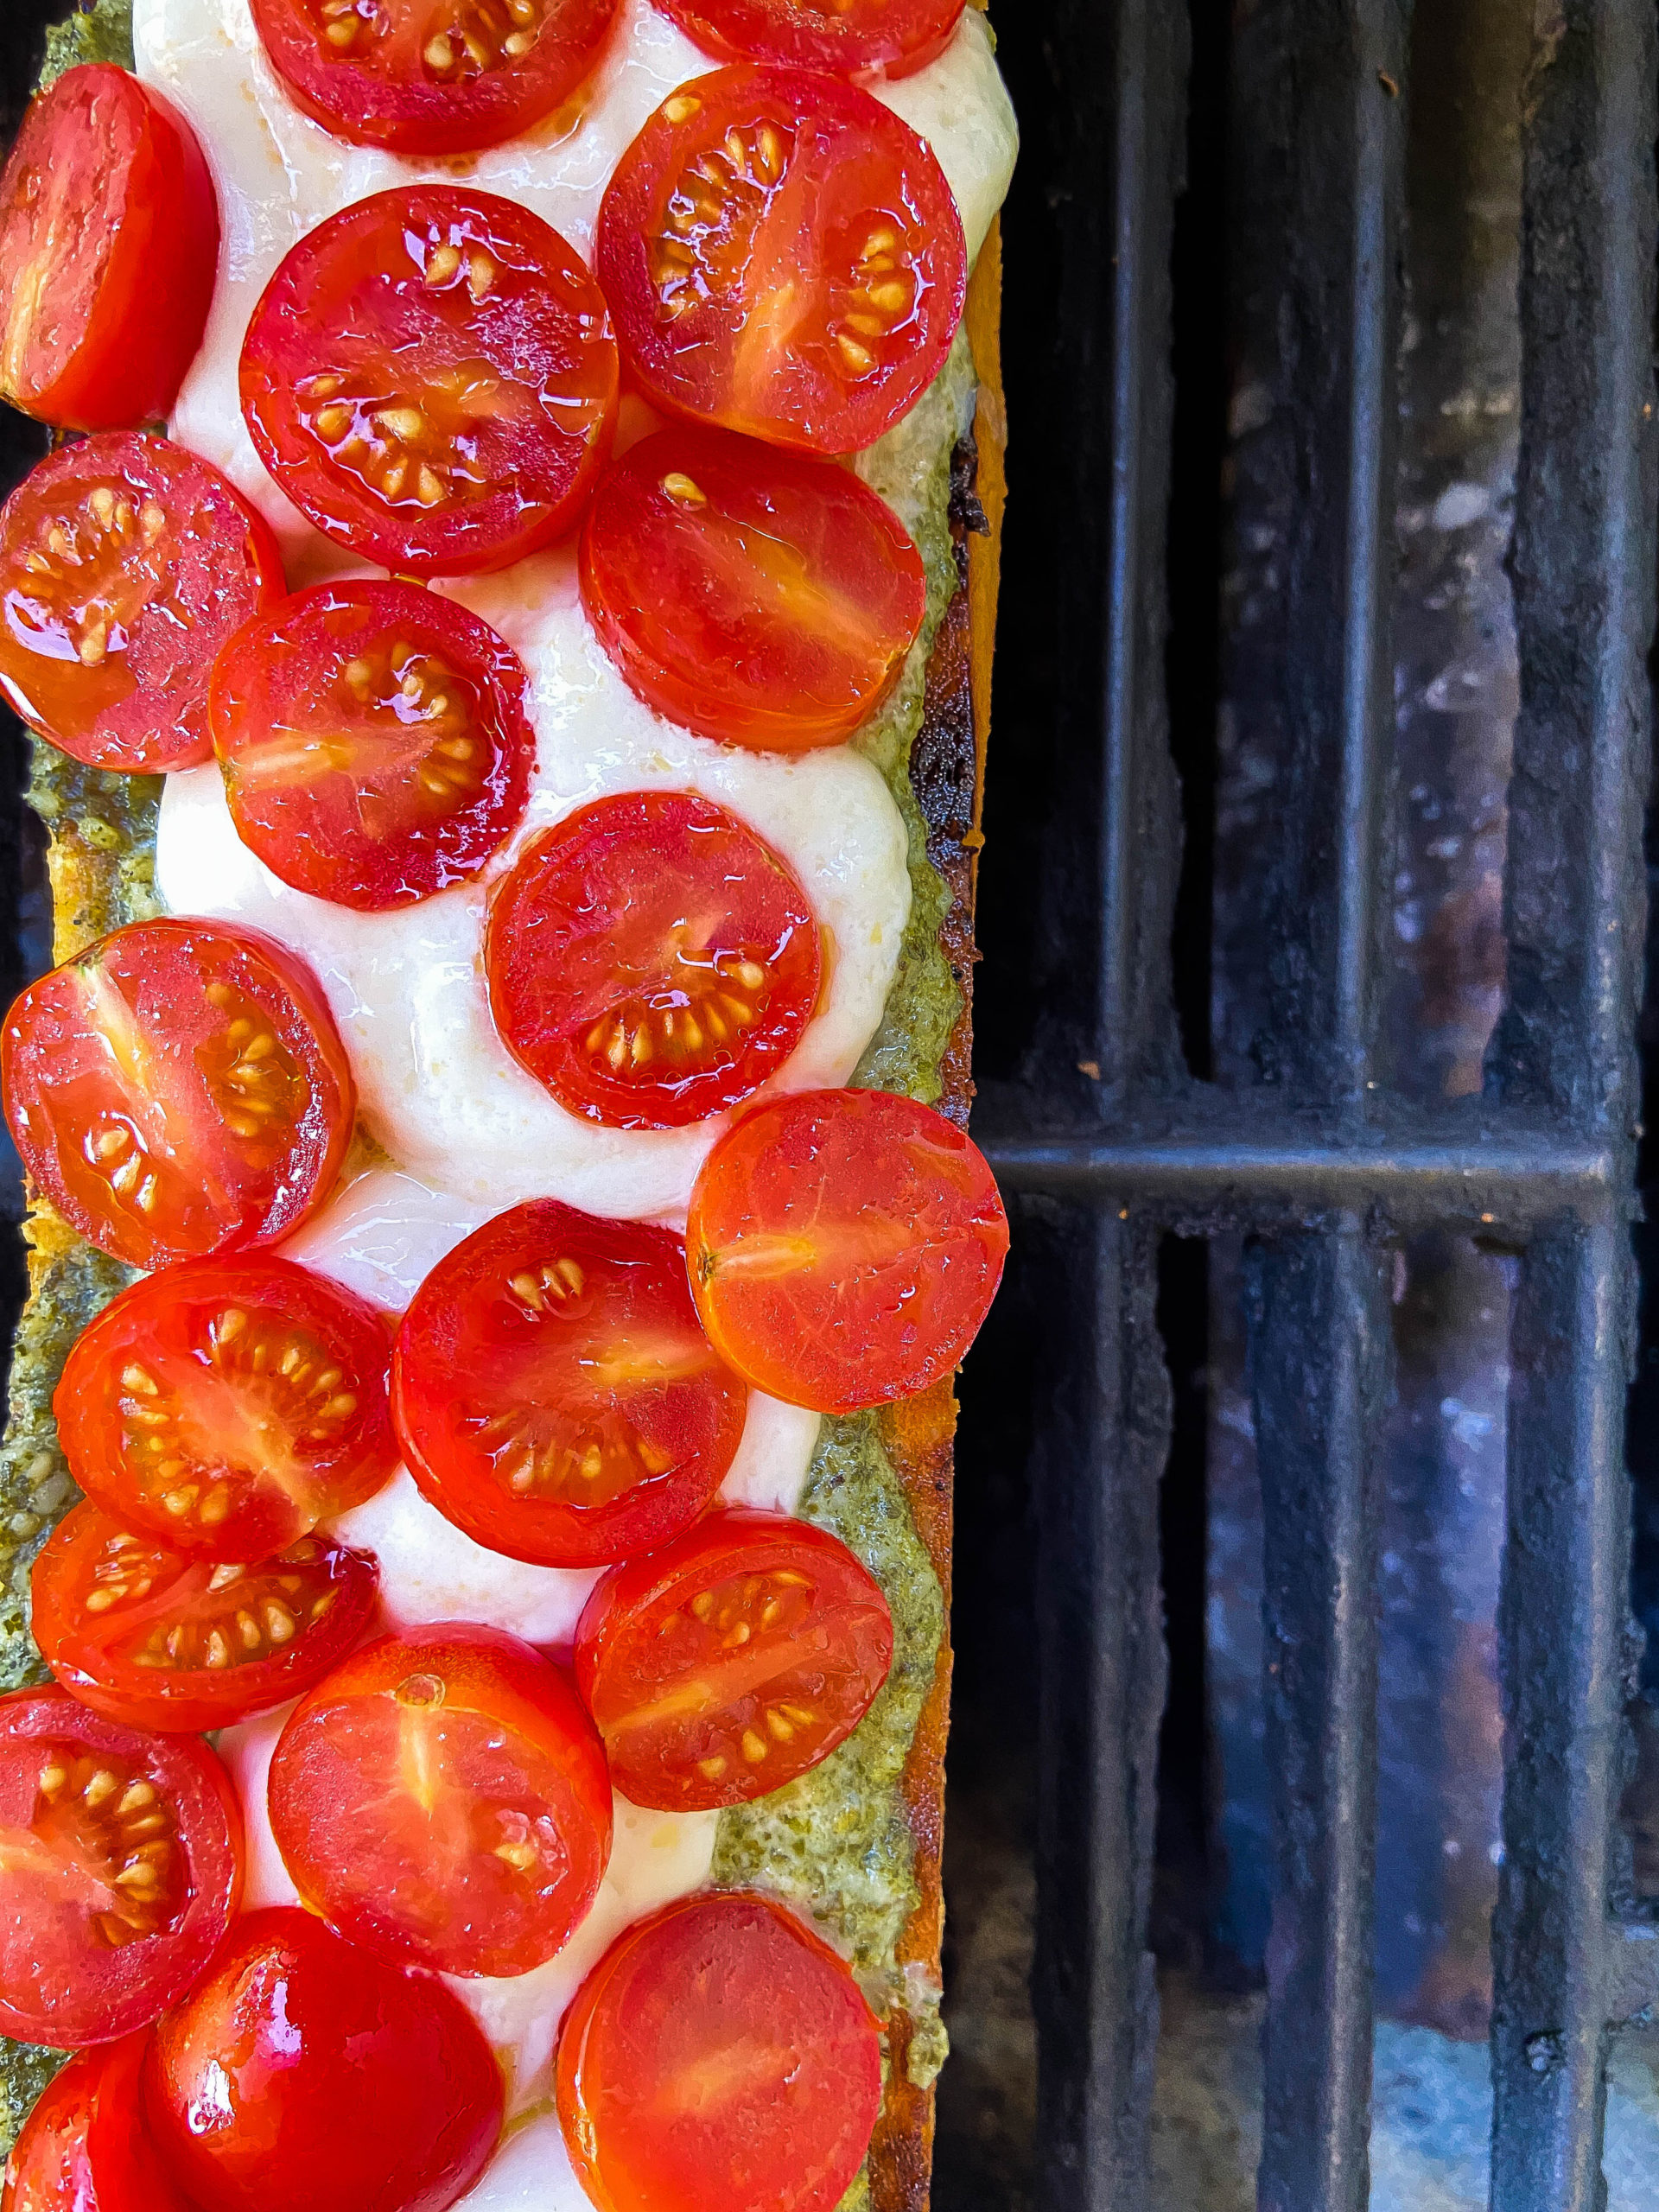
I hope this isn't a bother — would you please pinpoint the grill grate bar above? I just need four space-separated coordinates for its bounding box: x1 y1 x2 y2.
983 1124 1614 1228
1485 1 1656 2202
1249 1230 1389 2212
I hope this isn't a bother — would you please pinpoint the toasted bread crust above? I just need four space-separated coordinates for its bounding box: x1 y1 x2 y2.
868 221 1003 2212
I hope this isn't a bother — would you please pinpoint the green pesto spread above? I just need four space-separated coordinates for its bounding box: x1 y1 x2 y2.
0 0 969 2156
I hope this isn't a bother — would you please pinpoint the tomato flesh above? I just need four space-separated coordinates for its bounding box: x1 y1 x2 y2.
0 66 219 431
0 1687 241 2050
269 1624 612 1978
34 1501 380 1733
596 66 965 454
0 435 285 775
687 1086 1008 1412
212 580 533 910
143 1907 503 2212
54 1255 398 1565
393 1198 747 1566
660 0 965 79
241 186 618 575
579 427 925 751
575 1509 892 1809
251 0 619 156
2 919 354 1272
1 2034 191 2212
486 791 822 1129
556 1891 882 2212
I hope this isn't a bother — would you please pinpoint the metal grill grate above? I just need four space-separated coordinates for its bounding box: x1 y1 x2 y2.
971 0 1659 2205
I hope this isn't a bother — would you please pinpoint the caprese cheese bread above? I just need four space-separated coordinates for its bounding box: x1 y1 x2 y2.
0 1 1015 2207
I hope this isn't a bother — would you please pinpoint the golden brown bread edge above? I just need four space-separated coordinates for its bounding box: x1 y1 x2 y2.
868 222 1004 2212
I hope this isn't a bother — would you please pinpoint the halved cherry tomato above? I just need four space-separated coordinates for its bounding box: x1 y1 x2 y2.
393 1198 747 1565
250 0 620 156
0 67 219 432
0 1687 241 2049
0 435 285 775
241 187 618 575
595 67 965 455
211 580 533 910
54 1256 398 1565
486 791 822 1129
1 2033 192 2212
143 1907 503 2212
269 1624 612 1978
33 1503 381 1732
579 427 925 751
2 919 355 1272
575 1509 892 1809
660 0 964 79
556 1891 882 2212
687 1086 1008 1412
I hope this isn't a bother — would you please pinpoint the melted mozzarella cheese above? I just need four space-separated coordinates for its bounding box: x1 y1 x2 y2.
127 0 1014 2190
218 1707 716 2113
133 0 1017 574
156 550 910 1222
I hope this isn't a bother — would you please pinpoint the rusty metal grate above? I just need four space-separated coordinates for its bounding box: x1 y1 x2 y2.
968 0 1659 2205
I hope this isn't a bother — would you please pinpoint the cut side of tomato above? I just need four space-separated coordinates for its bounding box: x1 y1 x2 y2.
0 1687 241 2050
34 1502 381 1733
659 0 965 79
0 435 285 776
54 1256 398 1565
241 186 618 575
212 580 533 910
1 2033 192 2212
2 919 355 1272
269 1624 613 1979
579 426 925 751
596 66 965 454
687 1086 1008 1412
143 1907 504 2212
394 1198 747 1566
556 1891 882 2212
0 65 219 431
575 1509 892 1809
250 0 620 156
486 791 822 1129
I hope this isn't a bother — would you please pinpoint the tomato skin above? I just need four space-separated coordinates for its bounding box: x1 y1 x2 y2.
0 67 218 432
579 427 925 752
211 580 534 911
0 435 285 775
54 1256 398 1566
393 1198 747 1567
486 791 823 1129
241 187 619 575
659 0 965 79
143 1907 504 2212
596 67 966 456
1 918 355 1272
556 1891 882 2212
687 1087 1009 1413
0 1687 242 2050
1 2034 192 2212
251 0 620 156
33 1502 381 1733
574 1510 892 1809
268 1624 613 1979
